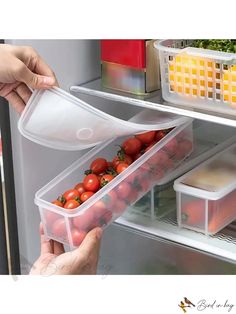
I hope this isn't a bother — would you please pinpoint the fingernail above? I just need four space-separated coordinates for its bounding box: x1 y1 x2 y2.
43 76 55 85
43 235 50 242
96 228 103 240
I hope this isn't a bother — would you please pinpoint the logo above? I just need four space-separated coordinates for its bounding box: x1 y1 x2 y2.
178 298 196 313
178 298 235 313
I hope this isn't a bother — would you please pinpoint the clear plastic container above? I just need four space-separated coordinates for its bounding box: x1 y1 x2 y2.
155 40 236 115
18 87 188 150
35 120 193 249
128 121 236 220
128 181 176 219
174 143 236 235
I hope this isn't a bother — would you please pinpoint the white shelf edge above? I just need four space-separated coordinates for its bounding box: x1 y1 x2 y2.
114 214 236 263
71 83 236 128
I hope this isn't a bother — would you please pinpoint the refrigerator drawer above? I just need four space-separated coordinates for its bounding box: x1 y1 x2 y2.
35 121 193 249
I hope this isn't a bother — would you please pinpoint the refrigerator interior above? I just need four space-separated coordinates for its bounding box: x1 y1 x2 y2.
6 39 236 274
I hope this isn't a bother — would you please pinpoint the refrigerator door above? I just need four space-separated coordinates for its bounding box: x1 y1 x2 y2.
8 39 102 272
7 39 236 274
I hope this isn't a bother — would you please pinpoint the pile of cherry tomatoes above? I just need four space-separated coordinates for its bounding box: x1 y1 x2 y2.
47 128 192 246
51 130 171 210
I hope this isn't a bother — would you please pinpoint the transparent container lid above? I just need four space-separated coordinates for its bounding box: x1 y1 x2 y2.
18 87 189 151
174 144 236 200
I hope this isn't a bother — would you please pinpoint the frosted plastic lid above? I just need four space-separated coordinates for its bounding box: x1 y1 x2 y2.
18 87 189 151
174 144 236 200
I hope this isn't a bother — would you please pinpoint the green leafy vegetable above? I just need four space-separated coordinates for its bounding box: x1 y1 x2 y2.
190 40 236 53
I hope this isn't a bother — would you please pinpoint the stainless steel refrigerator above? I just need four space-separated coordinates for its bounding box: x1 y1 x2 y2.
4 39 236 274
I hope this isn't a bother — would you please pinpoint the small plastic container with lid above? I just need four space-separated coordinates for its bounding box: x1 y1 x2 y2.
18 87 193 248
174 143 236 235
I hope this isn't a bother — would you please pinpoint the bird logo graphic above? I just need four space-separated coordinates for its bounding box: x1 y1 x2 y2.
178 297 195 313
184 297 195 307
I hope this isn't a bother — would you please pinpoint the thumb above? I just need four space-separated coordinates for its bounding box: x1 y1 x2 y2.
69 228 102 273
14 60 56 89
73 227 103 258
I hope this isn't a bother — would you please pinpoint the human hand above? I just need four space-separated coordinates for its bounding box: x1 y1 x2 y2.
30 224 102 275
0 44 58 113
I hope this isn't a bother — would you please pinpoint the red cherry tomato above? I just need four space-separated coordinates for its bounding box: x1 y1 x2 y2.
116 162 129 174
63 189 80 202
105 165 118 176
148 150 169 167
163 138 178 157
83 174 100 192
140 163 151 176
113 199 127 214
116 182 131 199
135 131 156 144
182 200 206 225
93 199 107 210
100 174 114 187
90 158 108 175
52 218 67 238
80 191 95 203
175 139 193 160
164 158 174 171
144 141 157 153
74 183 86 196
73 209 95 231
71 229 86 246
125 172 137 184
156 130 167 142
57 195 66 205
152 166 165 181
126 189 139 204
122 137 142 155
112 154 133 168
92 201 108 223
99 210 113 227
44 211 61 228
174 149 185 161
107 161 113 168
176 130 188 142
52 200 64 207
140 178 150 192
102 190 117 208
133 152 142 161
64 199 81 210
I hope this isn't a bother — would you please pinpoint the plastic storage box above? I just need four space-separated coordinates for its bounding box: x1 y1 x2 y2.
128 121 236 220
35 120 193 249
155 39 236 115
174 143 236 235
128 181 176 219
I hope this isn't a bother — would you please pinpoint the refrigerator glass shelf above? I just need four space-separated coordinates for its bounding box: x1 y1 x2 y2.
116 212 236 264
70 78 236 128
117 120 236 263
